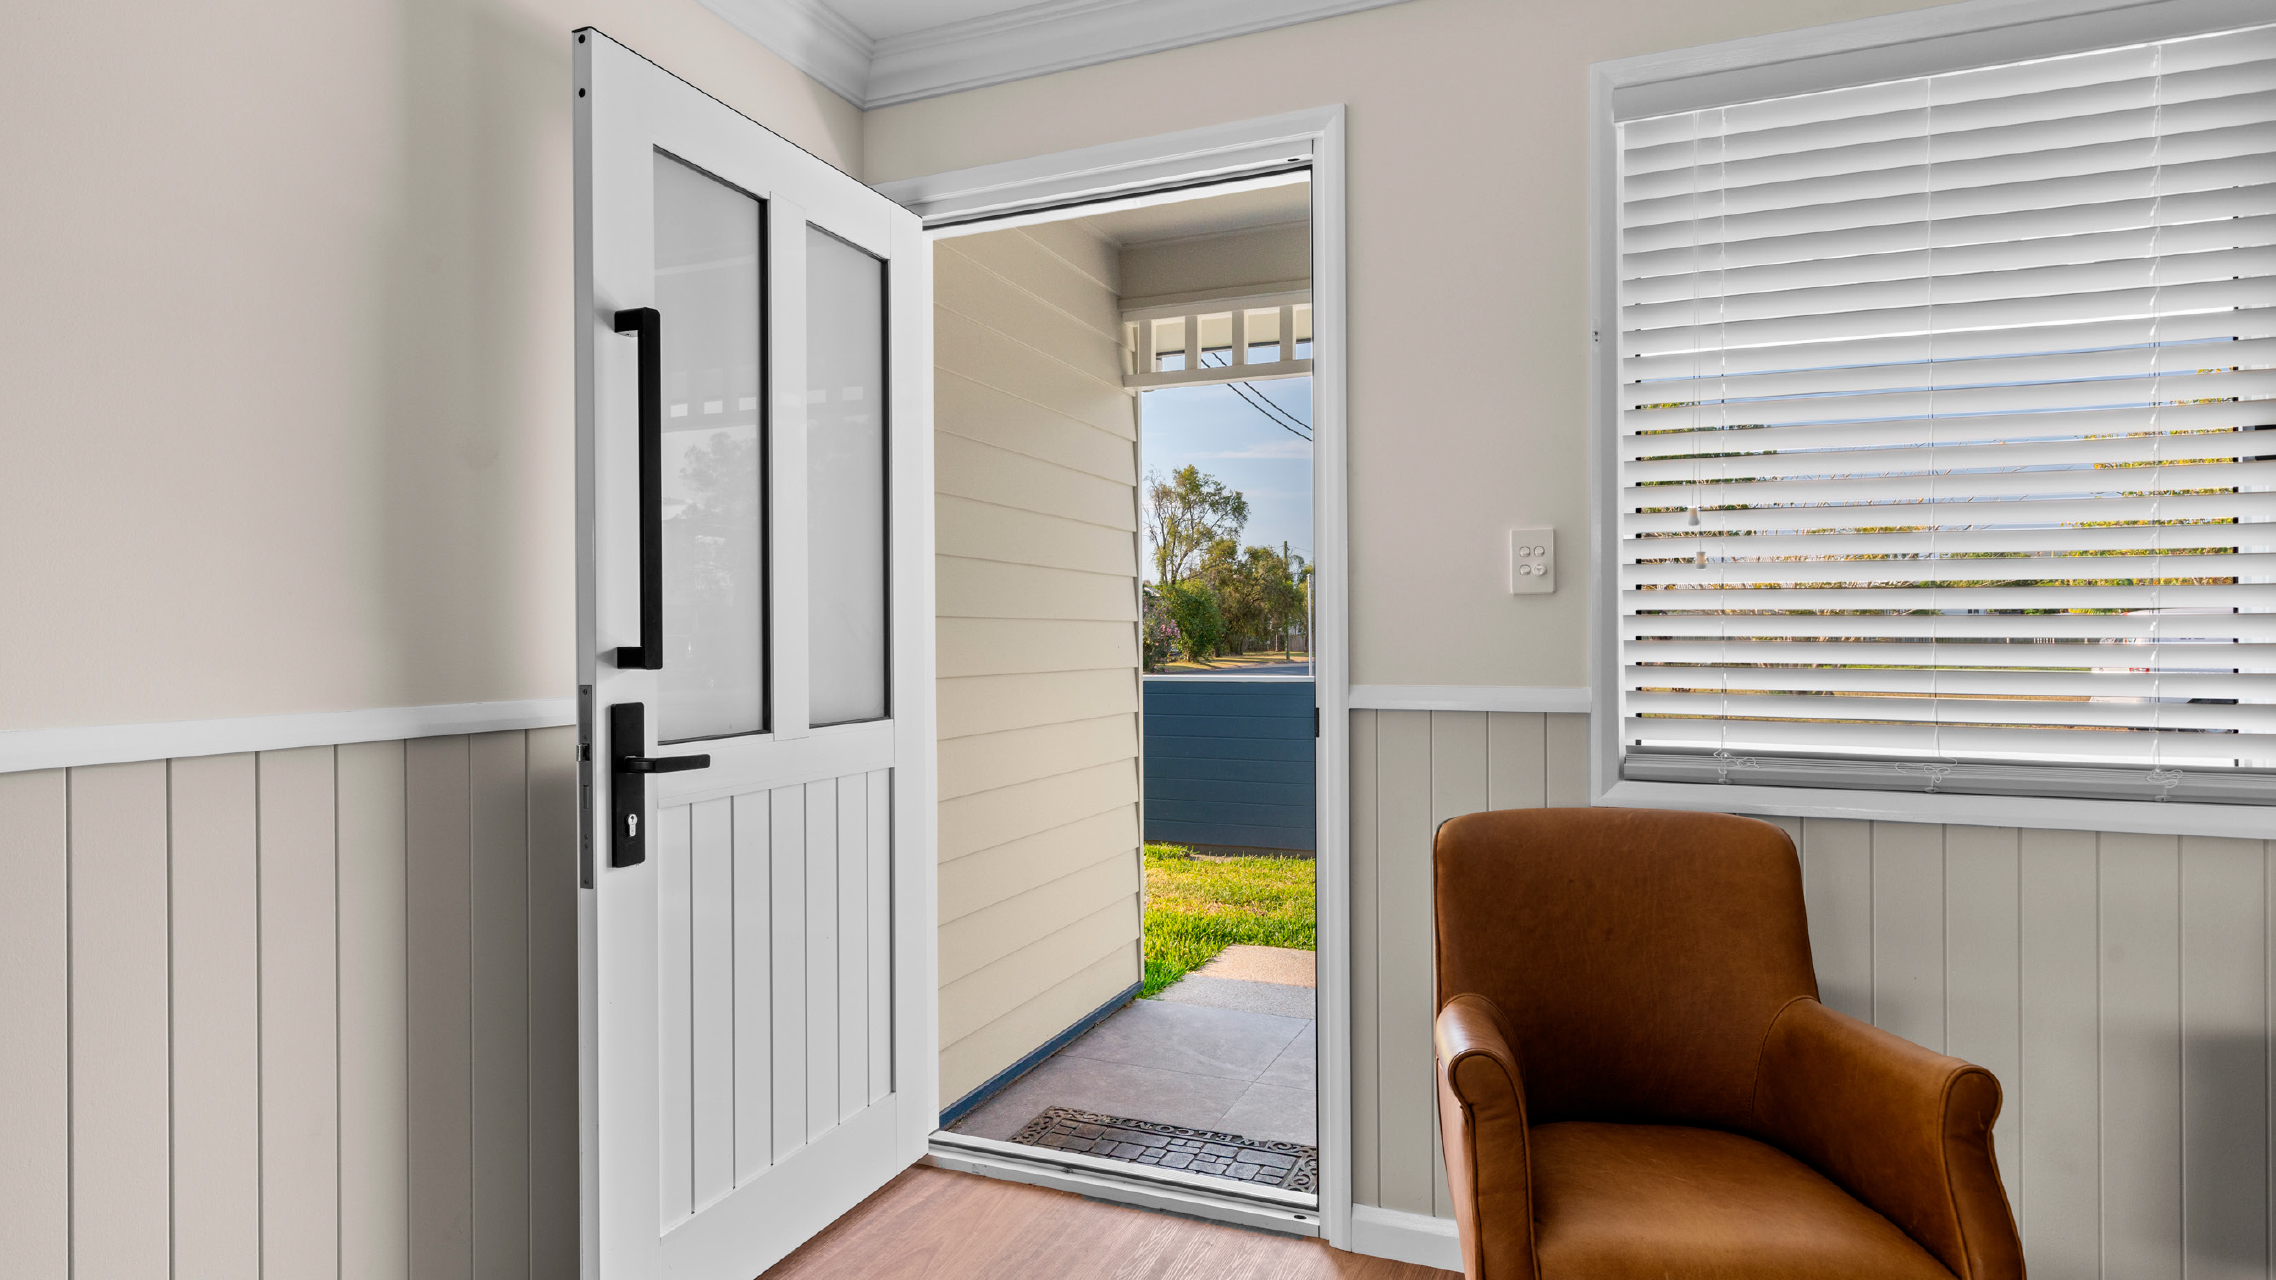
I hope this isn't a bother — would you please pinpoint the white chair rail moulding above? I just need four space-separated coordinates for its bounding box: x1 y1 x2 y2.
0 699 577 774
1587 0 2276 839
1347 685 1593 714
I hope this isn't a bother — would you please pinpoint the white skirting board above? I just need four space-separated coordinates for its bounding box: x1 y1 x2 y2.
1349 1204 1462 1270
0 698 577 774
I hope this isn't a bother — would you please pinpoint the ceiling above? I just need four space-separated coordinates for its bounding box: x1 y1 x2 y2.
696 0 1413 109
1079 177 1312 247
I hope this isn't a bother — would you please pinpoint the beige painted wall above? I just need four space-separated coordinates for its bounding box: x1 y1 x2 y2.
934 220 1145 1105
0 728 579 1278
1350 710 2274 1277
1119 221 1312 309
864 0 1954 688
0 0 858 734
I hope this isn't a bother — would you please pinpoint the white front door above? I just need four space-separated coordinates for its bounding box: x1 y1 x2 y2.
574 29 934 1280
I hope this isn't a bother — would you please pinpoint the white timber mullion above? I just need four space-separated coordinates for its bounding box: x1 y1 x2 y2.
771 197 811 742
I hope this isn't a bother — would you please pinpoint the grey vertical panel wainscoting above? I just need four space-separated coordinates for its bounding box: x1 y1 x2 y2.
0 728 579 1280
1349 708 2274 1280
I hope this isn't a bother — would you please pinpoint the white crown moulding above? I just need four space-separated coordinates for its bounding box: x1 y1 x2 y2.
699 0 1413 110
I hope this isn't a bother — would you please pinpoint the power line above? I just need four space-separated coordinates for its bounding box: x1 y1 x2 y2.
1198 351 1312 441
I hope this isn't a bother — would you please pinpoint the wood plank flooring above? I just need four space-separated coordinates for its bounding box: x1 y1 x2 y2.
760 1165 1459 1279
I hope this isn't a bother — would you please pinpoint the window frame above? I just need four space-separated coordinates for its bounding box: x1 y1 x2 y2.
1586 0 2276 839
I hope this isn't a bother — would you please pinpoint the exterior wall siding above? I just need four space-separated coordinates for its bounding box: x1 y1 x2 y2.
0 728 578 1280
934 220 1146 1107
1349 708 2275 1278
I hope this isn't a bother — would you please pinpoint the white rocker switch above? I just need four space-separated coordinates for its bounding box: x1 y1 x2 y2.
1509 527 1555 595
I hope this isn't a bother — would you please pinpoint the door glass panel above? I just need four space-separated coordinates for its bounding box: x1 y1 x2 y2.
805 226 889 726
654 152 766 741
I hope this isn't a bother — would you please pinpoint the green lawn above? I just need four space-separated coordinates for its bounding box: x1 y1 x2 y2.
1141 843 1316 998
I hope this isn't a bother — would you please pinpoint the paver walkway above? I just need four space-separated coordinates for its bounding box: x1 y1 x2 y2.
951 945 1316 1149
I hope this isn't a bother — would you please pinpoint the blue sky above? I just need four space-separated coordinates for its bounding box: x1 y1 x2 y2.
1139 374 1313 582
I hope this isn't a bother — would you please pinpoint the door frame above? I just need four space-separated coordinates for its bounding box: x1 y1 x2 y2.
872 105 1352 1248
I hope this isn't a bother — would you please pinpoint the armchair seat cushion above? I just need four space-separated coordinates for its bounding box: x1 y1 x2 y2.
1532 1122 1953 1280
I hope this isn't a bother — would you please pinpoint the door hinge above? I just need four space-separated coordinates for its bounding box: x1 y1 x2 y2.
1314 706 1320 738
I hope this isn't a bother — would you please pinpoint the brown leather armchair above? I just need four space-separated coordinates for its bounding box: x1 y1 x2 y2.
1433 807 2023 1280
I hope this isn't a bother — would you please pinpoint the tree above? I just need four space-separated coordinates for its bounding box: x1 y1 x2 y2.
1159 580 1225 664
1199 542 1311 655
1145 465 1249 586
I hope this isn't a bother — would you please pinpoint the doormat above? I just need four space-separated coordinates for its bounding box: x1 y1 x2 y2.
1006 1107 1317 1192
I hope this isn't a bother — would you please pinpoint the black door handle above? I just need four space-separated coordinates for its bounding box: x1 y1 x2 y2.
608 701 709 868
613 307 663 670
622 753 711 774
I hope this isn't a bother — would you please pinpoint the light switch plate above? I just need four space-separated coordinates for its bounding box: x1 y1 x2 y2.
1509 527 1555 594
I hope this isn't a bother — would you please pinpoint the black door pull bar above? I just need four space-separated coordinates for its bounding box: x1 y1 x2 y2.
613 307 663 670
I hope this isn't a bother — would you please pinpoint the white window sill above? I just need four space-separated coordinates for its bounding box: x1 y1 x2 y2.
1599 778 2276 841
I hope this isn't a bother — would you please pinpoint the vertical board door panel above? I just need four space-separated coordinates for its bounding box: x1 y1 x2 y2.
837 775 870 1122
692 797 737 1208
805 777 842 1143
649 770 903 1254
772 783 809 1165
0 770 68 1277
659 802 696 1226
865 771 893 1106
733 790 775 1182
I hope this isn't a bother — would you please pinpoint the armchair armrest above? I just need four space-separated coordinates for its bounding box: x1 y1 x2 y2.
1753 998 2023 1280
1435 993 1539 1280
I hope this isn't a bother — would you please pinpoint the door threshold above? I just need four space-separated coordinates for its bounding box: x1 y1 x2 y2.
926 1131 1321 1237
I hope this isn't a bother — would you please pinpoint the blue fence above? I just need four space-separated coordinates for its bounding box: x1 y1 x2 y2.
1142 677 1316 852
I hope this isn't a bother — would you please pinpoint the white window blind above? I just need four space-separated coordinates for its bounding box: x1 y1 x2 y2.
1614 22 2276 805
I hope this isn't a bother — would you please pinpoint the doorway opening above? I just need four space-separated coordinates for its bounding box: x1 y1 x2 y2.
930 174 1321 1209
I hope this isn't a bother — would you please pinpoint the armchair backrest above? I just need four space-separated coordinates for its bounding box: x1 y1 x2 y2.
1434 807 1818 1131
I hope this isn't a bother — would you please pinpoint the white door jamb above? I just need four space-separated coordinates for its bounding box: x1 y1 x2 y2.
873 104 1354 1250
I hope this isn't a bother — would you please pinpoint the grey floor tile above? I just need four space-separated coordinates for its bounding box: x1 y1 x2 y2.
949 1053 1249 1142
1253 1021 1316 1092
1157 974 1316 1019
1060 999 1307 1081
1218 1080 1317 1146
